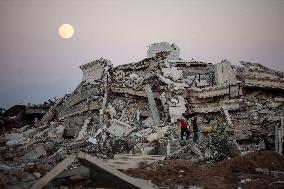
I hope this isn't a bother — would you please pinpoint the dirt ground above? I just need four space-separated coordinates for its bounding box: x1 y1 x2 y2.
1 151 284 189
123 151 284 189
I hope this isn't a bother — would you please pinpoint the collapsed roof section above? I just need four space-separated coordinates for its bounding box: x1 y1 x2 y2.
42 42 284 144
238 61 284 90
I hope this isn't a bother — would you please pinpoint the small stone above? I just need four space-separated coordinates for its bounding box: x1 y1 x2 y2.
33 172 41 178
240 179 246 183
22 146 46 162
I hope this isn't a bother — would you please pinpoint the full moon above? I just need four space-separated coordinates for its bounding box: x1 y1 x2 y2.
58 24 75 39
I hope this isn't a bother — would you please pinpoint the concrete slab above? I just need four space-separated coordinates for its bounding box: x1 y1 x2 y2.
77 152 155 189
31 155 76 189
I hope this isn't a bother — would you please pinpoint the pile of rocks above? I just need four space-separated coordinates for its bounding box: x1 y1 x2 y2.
1 42 284 188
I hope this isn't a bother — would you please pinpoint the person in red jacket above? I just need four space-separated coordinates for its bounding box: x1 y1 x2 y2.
177 114 190 140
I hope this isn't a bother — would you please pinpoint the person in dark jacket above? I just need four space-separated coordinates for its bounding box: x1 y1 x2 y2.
263 136 271 150
192 116 199 144
282 137 284 156
177 114 190 140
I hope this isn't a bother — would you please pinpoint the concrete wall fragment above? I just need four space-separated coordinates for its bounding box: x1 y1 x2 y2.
79 58 112 84
144 84 161 133
147 42 180 60
215 60 237 84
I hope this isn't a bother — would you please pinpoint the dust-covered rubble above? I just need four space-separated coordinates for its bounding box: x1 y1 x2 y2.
1 42 284 188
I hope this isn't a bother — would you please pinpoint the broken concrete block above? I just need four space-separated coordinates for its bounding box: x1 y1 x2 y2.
256 168 270 176
22 128 37 137
147 42 180 60
142 117 154 128
167 142 203 159
214 60 237 85
63 128 77 139
88 137 97 145
223 107 232 126
79 58 111 84
108 125 129 138
76 117 91 141
106 103 117 119
135 128 153 139
6 136 29 146
161 67 183 81
21 172 37 182
55 125 65 135
48 125 65 138
22 146 46 162
5 133 23 141
147 133 159 142
33 172 41 178
0 164 20 171
106 119 133 138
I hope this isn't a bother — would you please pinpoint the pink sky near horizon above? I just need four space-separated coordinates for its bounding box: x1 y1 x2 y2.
0 0 284 109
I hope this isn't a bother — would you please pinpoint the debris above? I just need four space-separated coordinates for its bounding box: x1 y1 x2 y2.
77 152 156 189
1 42 284 188
144 84 161 134
31 155 76 189
166 142 202 160
76 117 91 140
22 146 46 162
63 128 77 139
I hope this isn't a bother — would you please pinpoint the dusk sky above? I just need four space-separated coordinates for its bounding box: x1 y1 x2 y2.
1 0 284 109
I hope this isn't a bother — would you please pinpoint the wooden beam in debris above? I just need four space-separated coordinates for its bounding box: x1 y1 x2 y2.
31 155 76 189
77 152 154 189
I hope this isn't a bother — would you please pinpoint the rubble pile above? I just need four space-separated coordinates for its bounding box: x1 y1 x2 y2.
1 42 284 188
0 102 52 132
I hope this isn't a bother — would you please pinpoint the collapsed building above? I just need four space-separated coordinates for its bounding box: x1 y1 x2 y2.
0 103 52 131
43 42 284 153
1 42 284 188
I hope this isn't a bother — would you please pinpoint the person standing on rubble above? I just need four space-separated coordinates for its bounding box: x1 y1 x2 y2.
177 114 190 140
192 116 199 144
282 137 284 156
